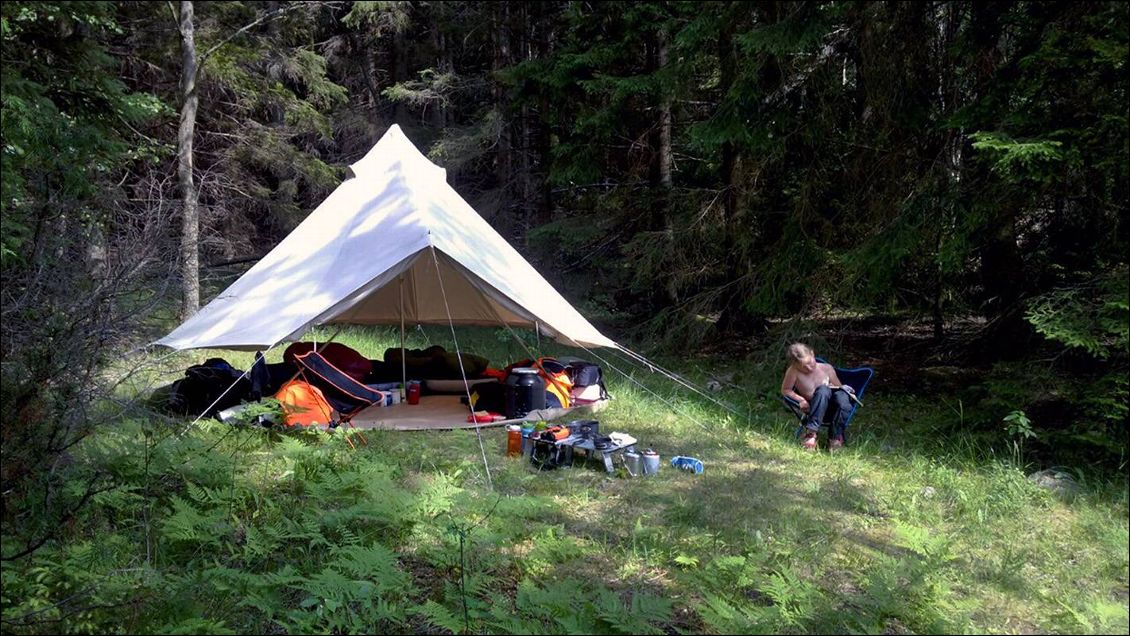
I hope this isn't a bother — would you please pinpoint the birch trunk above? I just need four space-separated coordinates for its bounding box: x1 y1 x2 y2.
177 0 200 319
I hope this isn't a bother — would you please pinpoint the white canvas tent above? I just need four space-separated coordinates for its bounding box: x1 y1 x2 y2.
156 124 618 353
153 124 736 470
155 125 638 435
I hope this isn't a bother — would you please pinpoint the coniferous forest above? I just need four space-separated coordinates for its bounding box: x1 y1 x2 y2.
2 2 1127 634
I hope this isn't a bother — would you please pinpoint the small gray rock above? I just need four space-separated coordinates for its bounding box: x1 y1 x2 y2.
920 486 936 499
1027 469 1081 495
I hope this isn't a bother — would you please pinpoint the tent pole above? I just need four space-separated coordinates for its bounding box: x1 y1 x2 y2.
535 321 541 350
400 276 407 396
430 246 493 491
314 324 345 353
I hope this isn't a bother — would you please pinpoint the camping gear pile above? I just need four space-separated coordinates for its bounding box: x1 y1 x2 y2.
153 343 610 430
513 417 701 477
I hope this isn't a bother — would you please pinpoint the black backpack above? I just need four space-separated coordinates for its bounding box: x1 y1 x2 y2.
249 352 296 399
169 358 250 418
460 381 506 413
566 360 609 399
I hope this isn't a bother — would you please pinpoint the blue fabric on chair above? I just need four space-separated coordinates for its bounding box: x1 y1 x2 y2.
780 357 874 440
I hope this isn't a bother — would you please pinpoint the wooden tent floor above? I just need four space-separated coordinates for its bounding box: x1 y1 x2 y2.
350 394 609 431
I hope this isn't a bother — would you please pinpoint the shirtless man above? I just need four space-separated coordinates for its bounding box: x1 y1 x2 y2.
781 342 853 451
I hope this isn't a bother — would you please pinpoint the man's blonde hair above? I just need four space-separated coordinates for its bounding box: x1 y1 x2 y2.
787 342 814 362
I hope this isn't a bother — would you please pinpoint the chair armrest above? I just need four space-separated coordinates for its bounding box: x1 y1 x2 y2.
780 394 806 420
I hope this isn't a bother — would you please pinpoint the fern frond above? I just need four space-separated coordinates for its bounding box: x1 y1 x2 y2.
330 542 413 595
414 599 465 634
696 593 764 634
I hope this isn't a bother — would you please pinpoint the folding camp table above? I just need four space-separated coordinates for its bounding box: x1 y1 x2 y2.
555 432 637 473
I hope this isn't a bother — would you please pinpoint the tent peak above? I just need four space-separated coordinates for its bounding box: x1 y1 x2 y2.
349 125 446 183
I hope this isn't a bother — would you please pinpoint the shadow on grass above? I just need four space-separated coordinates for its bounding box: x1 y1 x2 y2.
141 331 1125 634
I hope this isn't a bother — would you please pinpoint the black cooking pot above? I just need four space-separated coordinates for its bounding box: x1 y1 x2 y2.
569 419 599 439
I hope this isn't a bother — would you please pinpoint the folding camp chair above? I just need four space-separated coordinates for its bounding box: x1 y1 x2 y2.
293 350 384 448
780 357 874 443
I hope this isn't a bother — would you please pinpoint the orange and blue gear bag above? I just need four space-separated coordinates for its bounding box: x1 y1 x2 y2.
539 360 574 408
508 357 574 408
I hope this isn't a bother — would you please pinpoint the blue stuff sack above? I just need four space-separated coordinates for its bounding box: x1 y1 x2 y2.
670 456 704 474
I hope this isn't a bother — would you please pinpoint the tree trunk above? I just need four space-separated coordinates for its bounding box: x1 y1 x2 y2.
493 2 512 230
960 2 1033 359
264 1 288 130
431 12 450 129
933 227 945 341
657 27 673 192
718 18 736 233
932 1 963 342
177 0 200 319
657 26 677 304
980 206 1025 313
717 2 769 334
391 26 406 125
716 14 743 332
535 6 554 228
359 32 382 143
519 3 536 246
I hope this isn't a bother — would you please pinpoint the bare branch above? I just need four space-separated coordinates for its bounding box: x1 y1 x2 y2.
167 1 180 35
198 3 306 67
1 475 111 562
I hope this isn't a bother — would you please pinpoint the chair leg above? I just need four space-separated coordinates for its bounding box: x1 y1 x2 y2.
332 415 369 450
344 419 368 447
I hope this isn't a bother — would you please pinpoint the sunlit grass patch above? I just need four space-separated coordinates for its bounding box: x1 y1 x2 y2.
4 326 1126 634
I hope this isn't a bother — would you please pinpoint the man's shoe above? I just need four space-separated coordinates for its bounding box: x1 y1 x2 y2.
802 432 818 451
829 436 844 451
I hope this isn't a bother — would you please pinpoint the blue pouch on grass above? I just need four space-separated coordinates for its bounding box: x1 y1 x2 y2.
670 456 704 474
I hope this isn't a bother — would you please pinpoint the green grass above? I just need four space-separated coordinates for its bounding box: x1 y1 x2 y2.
4 327 1128 634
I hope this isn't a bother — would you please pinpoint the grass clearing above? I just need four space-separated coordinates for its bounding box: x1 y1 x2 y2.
3 327 1127 634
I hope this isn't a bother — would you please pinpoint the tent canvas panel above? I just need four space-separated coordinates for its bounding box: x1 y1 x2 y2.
156 124 617 352
326 250 535 329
